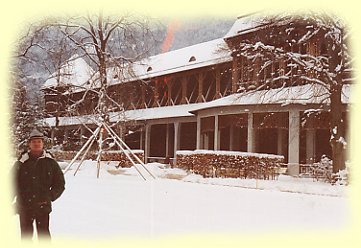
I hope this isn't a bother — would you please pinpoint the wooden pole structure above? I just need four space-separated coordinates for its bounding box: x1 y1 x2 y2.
103 122 156 179
73 130 98 176
96 126 104 178
101 123 148 180
64 125 102 174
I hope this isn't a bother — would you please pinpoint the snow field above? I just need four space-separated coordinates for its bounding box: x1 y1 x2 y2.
15 161 349 240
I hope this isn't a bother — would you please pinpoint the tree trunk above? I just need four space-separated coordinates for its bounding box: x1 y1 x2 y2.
329 41 346 173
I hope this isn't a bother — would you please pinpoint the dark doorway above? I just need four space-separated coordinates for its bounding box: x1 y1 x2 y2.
150 124 167 157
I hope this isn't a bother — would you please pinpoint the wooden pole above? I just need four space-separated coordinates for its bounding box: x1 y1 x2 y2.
74 130 99 176
96 126 104 178
101 123 147 180
64 125 102 174
103 122 156 179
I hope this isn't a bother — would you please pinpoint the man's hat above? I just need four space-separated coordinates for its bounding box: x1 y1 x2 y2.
29 128 44 140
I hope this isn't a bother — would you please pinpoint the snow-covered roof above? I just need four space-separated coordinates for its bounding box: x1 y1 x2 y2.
41 38 232 90
189 84 351 113
110 102 204 122
106 38 232 86
42 55 95 89
224 13 265 39
43 102 206 127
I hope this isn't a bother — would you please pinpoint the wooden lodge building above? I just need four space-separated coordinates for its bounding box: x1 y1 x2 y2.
42 14 351 175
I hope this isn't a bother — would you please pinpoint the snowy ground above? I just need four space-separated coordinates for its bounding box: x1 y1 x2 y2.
14 161 350 240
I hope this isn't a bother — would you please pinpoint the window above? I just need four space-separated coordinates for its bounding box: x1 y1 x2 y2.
189 56 196 62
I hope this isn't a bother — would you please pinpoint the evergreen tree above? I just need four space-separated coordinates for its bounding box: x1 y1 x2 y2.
12 80 33 153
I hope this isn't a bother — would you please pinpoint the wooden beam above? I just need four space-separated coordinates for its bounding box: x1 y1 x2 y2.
231 57 240 93
180 77 188 104
196 73 206 102
140 84 147 108
152 81 160 107
166 80 173 106
214 67 222 99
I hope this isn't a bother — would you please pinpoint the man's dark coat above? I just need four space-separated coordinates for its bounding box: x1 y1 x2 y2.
12 151 65 214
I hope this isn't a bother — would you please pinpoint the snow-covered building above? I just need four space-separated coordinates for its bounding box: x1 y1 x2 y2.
42 14 351 175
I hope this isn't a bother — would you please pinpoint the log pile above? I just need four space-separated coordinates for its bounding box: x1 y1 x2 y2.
176 150 284 180
51 150 144 168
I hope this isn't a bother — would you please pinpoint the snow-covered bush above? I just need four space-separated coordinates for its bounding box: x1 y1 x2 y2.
311 155 349 185
311 155 333 182
331 167 349 186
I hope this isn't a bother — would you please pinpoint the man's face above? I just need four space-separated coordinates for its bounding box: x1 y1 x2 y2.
29 138 44 153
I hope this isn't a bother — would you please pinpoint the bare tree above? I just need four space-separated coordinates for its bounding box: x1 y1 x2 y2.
226 13 352 173
52 12 160 118
14 22 76 91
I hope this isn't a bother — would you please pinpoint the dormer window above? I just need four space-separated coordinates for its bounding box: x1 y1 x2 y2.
189 56 196 62
147 66 153 72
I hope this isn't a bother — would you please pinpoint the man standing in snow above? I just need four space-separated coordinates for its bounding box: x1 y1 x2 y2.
12 128 65 241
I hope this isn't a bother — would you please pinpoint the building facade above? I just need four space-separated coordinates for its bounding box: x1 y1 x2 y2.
42 14 351 175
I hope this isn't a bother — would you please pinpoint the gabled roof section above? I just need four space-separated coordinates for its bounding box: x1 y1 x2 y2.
106 38 232 85
42 54 95 89
224 13 265 40
73 38 232 88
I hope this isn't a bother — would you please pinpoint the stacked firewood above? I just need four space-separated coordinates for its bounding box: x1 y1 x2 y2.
52 150 144 168
176 151 283 180
52 150 77 161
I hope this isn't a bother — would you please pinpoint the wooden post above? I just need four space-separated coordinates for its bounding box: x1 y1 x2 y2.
140 127 144 150
167 80 173 106
196 115 201 149
141 85 146 108
181 77 188 104
214 114 220 150
215 67 221 99
247 112 255 152
174 122 180 164
197 73 205 103
152 81 160 107
145 124 151 164
231 57 240 93
288 110 300 175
